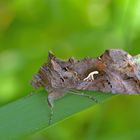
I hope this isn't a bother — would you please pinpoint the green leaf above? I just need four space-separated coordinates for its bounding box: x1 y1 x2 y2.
0 90 112 140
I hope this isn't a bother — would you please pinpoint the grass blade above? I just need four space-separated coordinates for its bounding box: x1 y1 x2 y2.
0 91 112 140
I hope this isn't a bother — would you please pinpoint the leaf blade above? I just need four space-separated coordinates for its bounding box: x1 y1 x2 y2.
0 91 112 140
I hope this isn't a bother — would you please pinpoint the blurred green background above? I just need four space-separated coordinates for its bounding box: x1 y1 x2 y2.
0 0 140 140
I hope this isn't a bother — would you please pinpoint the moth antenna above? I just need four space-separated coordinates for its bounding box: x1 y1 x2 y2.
47 93 54 125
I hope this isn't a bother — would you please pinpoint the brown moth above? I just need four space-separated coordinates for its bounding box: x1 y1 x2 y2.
31 49 140 124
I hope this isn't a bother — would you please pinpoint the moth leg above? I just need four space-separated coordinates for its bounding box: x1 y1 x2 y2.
48 106 53 126
47 94 54 125
47 91 65 125
69 91 98 103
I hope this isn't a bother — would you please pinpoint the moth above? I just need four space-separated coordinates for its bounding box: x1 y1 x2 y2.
31 49 140 124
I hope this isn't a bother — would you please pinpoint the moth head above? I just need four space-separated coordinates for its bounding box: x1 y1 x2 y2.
31 73 43 89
